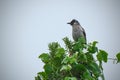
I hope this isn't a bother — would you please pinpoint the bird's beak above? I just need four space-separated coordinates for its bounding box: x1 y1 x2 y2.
67 22 71 24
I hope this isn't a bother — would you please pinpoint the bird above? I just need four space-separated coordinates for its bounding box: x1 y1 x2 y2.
67 19 87 43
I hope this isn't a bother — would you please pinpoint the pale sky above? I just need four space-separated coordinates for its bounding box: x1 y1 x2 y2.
0 0 120 80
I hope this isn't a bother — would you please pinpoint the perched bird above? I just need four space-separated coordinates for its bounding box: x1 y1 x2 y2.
67 19 87 43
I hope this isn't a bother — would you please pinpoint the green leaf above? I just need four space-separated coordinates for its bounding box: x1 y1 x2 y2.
55 48 65 58
78 53 87 62
85 53 94 62
116 52 120 63
97 50 108 62
60 64 72 71
35 76 41 80
62 55 77 64
87 41 98 53
92 41 98 47
48 42 60 57
44 64 53 74
62 56 70 64
63 37 73 50
52 57 62 67
73 43 80 51
64 77 77 80
39 53 50 63
78 37 86 44
69 53 78 64
72 64 87 75
37 72 46 80
73 37 86 51
83 70 94 80
87 62 101 78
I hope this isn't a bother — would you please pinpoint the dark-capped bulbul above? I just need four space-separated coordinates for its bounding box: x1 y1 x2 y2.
67 19 87 43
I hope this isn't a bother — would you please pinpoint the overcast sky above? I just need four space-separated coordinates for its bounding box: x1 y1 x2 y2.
0 0 120 80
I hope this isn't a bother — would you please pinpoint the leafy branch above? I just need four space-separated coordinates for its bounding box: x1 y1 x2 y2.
35 37 120 80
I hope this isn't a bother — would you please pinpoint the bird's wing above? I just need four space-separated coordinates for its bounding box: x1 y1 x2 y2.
82 27 86 37
81 27 86 41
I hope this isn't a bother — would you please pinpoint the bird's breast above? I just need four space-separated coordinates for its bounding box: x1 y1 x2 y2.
72 29 83 41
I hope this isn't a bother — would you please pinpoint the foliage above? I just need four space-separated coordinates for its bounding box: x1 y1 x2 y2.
35 37 120 80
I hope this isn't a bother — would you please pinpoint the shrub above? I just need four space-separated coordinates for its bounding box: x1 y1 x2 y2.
35 37 120 80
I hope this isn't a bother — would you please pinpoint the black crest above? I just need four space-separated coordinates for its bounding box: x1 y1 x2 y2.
67 19 80 25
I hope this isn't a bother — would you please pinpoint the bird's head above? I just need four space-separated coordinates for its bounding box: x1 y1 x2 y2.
67 19 80 26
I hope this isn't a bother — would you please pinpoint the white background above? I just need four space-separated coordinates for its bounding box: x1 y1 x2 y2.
0 0 120 80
